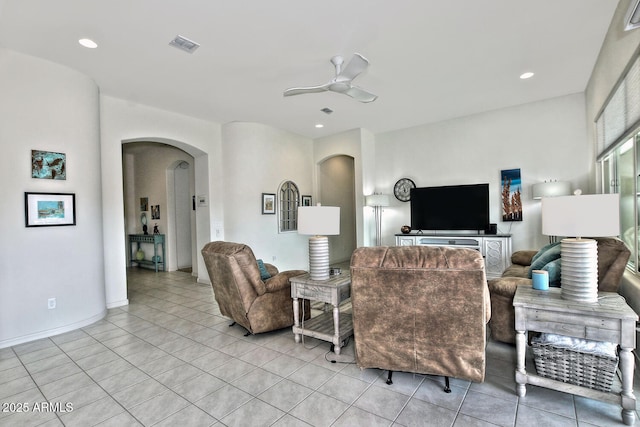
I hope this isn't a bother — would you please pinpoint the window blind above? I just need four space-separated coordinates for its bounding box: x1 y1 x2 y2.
596 54 640 157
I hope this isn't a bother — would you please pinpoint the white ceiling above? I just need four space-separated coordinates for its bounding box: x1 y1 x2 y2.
0 0 618 139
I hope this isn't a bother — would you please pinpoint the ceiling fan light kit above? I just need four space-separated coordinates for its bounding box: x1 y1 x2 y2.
284 53 378 103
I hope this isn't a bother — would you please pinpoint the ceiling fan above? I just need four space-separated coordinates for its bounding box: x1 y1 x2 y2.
283 53 378 103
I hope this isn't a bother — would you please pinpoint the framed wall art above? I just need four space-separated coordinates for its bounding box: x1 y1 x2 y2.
31 150 66 180
262 193 276 214
25 192 76 227
302 195 312 206
501 168 522 221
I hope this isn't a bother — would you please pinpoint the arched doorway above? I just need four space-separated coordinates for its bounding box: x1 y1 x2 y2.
173 161 193 271
122 141 196 273
318 155 357 263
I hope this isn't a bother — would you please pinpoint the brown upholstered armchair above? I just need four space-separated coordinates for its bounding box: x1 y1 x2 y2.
201 241 310 335
350 246 491 386
488 237 630 344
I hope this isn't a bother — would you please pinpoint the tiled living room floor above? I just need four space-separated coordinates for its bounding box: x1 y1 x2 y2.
1 268 638 427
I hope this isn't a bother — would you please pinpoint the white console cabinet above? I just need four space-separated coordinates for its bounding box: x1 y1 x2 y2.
395 233 512 279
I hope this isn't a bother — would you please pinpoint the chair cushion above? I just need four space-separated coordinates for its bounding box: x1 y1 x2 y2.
528 242 561 278
256 259 271 280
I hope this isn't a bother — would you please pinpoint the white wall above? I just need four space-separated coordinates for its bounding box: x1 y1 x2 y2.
100 96 222 303
0 48 106 347
221 122 313 271
375 93 590 252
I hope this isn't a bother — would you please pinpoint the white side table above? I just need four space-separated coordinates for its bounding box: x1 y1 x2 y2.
513 286 638 425
290 272 353 355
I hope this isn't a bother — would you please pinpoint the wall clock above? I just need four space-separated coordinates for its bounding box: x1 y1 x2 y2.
394 178 416 202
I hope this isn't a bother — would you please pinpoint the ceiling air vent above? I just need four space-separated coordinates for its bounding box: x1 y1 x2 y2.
624 0 640 31
321 107 333 114
169 35 200 53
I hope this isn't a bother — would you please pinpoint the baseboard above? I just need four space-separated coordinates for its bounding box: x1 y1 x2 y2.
0 309 107 349
106 298 129 309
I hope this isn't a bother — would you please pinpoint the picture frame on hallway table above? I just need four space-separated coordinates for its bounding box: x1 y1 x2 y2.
25 192 76 227
302 195 312 206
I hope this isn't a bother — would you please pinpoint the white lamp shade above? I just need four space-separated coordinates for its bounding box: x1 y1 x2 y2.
542 193 620 237
532 181 571 199
298 206 340 235
365 194 390 207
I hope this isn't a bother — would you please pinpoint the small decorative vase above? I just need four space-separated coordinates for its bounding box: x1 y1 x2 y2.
135 249 145 261
151 255 161 263
401 225 411 234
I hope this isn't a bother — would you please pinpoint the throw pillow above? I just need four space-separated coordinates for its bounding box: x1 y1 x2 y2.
256 259 271 280
542 258 561 287
528 242 562 278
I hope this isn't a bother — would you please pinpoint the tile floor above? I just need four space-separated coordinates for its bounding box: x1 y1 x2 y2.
1 268 638 426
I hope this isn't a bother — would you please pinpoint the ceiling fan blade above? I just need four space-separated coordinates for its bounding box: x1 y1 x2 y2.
283 84 329 97
338 53 369 81
345 86 378 103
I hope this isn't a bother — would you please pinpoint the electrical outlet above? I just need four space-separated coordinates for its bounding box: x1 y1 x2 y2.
48 298 56 309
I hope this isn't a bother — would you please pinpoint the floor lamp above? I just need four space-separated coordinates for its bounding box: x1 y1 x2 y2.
298 204 341 281
365 194 390 246
542 192 620 302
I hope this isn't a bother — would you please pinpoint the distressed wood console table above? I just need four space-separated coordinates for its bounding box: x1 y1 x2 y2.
513 286 638 425
128 234 165 272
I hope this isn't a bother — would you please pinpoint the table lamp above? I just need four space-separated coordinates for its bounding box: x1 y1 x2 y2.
542 191 620 302
298 204 340 280
365 194 390 246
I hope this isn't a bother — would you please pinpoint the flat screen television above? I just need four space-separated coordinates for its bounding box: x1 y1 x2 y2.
410 183 490 231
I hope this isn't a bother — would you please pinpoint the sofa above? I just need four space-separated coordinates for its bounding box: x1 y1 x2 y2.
488 237 631 344
350 245 491 384
201 241 310 335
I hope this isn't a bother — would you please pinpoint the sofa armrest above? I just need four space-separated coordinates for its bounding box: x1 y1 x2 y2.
511 250 538 266
264 270 307 293
264 263 279 277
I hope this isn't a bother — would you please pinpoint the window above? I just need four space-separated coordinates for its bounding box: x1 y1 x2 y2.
599 134 639 272
279 181 299 232
597 50 640 274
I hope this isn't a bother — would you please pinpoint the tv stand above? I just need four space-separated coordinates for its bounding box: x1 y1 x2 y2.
395 233 512 279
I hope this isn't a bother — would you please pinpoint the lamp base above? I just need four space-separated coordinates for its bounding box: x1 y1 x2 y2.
560 238 598 303
308 236 330 281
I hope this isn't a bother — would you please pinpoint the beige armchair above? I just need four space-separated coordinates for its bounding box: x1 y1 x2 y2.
350 246 491 386
201 241 309 335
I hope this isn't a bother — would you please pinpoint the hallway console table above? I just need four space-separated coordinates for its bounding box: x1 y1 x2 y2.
128 234 166 272
290 272 353 355
513 286 638 425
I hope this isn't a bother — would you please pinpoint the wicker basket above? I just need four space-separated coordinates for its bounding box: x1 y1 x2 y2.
532 341 619 392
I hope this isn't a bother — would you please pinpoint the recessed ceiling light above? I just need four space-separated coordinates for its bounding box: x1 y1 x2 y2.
520 72 535 79
78 38 98 49
315 124 324 128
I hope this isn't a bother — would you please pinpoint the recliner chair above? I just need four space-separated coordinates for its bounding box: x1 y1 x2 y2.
350 245 491 385
201 241 310 335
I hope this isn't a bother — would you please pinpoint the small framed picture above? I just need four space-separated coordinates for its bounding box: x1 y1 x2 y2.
262 193 276 214
25 192 76 227
140 197 148 211
32 150 66 180
302 195 312 206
